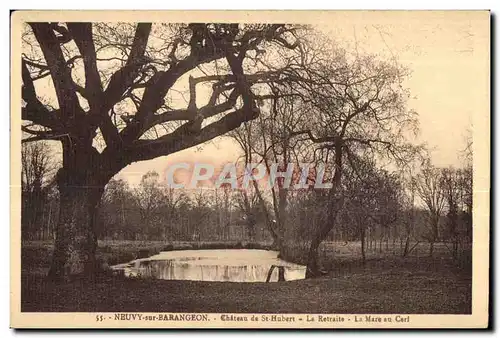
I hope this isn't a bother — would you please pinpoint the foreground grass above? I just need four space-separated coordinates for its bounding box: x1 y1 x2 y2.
20 241 471 314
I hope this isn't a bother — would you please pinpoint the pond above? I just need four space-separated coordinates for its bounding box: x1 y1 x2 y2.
110 249 306 282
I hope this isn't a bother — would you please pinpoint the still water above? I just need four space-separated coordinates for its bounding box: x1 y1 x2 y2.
111 249 306 282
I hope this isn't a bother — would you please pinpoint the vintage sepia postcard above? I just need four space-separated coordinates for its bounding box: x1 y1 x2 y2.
10 10 490 329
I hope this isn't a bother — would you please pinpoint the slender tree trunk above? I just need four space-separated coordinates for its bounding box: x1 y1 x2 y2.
269 223 282 251
251 179 283 249
247 220 256 242
430 217 439 258
306 202 343 278
44 123 127 282
402 234 411 257
360 227 366 264
306 141 343 278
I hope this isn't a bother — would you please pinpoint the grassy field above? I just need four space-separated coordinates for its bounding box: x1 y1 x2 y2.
20 240 472 314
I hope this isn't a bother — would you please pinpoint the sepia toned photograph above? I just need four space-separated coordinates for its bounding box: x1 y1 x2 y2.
10 10 490 329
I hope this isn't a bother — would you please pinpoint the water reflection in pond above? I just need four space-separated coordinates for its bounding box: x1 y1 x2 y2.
111 249 306 282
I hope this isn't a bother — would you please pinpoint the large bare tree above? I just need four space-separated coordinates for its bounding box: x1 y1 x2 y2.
21 22 302 280
413 160 446 257
293 48 421 277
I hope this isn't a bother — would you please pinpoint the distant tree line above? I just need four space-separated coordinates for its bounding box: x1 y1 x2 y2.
22 140 472 265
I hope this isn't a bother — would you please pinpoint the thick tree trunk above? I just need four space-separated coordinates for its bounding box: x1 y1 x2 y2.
48 169 105 282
